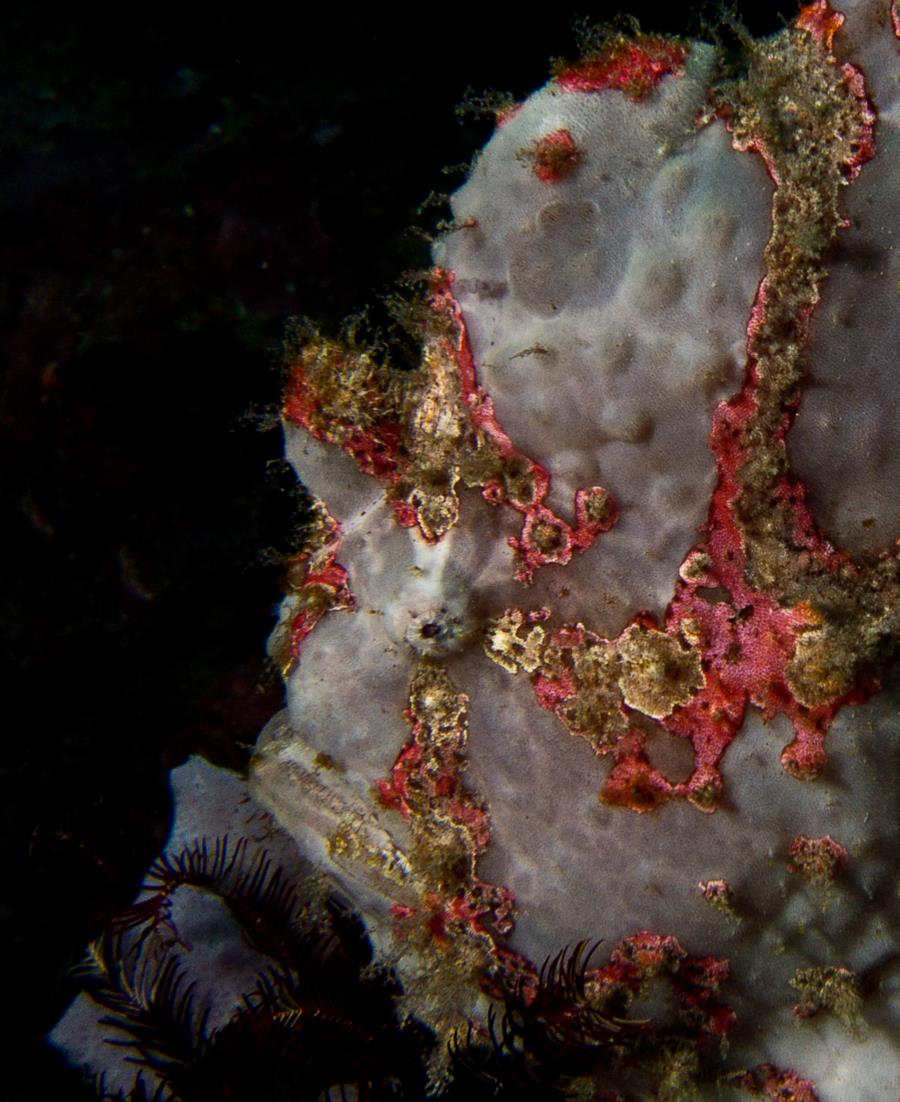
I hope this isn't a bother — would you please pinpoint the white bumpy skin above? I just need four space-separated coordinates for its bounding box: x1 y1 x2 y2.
267 3 899 1097
51 3 899 1100
435 43 773 634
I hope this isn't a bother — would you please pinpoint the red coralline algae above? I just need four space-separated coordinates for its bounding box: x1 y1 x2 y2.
283 340 404 480
739 1064 821 1102
786 834 849 882
376 660 517 962
798 0 849 48
279 507 353 676
579 931 738 1045
526 127 581 182
284 272 618 580
484 0 890 817
266 2 900 1096
51 3 900 1100
555 35 688 99
428 275 619 579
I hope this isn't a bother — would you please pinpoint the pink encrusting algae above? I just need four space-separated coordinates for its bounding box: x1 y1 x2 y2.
525 127 582 182
266 0 900 1093
261 5 898 1096
51 3 899 1100
553 33 689 98
282 271 619 583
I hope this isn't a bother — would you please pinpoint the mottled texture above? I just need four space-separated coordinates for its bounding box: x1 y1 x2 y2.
436 49 773 631
265 6 899 1096
790 0 900 551
50 4 899 1100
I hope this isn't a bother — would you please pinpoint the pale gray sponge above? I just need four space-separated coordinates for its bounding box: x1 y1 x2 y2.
436 48 773 633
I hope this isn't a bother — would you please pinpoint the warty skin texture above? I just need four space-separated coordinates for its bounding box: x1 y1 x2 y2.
262 2 900 1095
52 3 899 1100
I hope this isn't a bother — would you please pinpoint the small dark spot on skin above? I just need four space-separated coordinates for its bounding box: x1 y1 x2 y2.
420 622 442 639
861 517 875 528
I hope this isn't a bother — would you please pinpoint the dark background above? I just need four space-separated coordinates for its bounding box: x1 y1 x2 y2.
3 3 787 1097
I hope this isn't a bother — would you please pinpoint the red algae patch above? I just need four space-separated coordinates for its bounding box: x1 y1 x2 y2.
554 34 688 99
523 128 581 182
787 833 848 883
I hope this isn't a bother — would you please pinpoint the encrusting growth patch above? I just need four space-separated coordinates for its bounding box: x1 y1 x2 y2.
283 274 618 582
269 499 353 678
698 879 740 923
51 5 900 1100
790 965 863 1032
265 1 899 1095
786 833 848 884
521 128 581 182
616 623 705 720
485 0 899 812
253 660 523 1084
553 30 688 99
710 1 897 715
375 659 520 1075
485 609 711 811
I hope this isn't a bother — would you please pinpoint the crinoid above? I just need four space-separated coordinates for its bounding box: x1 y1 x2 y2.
79 930 211 1094
448 941 638 1098
109 834 307 963
51 3 900 1099
74 830 424 1102
447 936 738 1099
